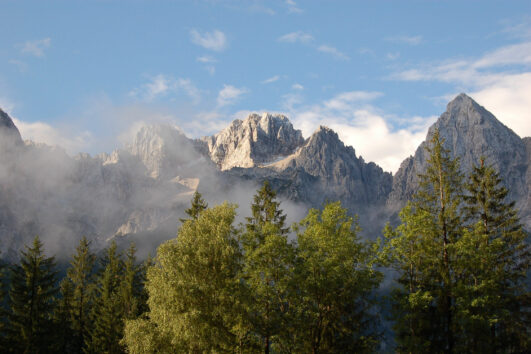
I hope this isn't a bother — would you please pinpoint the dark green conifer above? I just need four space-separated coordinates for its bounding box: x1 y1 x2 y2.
7 236 59 353
86 241 124 353
180 190 208 222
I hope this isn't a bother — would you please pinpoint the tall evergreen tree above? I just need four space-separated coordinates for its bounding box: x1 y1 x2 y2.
242 181 295 353
62 236 96 353
457 158 531 352
120 243 145 321
7 236 59 353
180 190 208 222
53 278 75 353
86 241 124 354
384 130 464 353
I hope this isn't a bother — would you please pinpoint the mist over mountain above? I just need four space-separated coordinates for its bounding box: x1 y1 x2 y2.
0 93 528 259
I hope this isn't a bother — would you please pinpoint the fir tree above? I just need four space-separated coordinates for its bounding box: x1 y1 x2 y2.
458 158 531 352
53 279 75 353
86 241 124 353
180 190 208 222
7 236 59 353
242 181 295 353
64 236 96 353
120 243 144 320
384 130 464 352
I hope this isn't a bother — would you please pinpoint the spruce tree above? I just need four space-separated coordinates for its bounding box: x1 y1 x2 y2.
53 278 75 353
242 181 295 353
86 241 124 353
63 236 96 353
457 158 531 352
384 130 463 352
120 243 144 320
180 190 208 222
7 236 59 353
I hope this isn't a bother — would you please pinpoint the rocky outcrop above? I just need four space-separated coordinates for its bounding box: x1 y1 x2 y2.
387 93 530 230
197 113 305 170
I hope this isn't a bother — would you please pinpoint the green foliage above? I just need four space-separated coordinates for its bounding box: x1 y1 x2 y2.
123 203 247 353
293 201 383 353
7 236 59 353
456 159 531 352
384 133 531 353
180 190 208 222
86 240 124 353
242 181 296 352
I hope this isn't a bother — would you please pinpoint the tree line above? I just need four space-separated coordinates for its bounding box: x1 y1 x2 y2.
0 130 529 353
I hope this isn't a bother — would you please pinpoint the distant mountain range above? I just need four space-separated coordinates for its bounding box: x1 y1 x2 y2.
0 94 529 259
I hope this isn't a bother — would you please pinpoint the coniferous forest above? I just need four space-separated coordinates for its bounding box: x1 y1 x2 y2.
0 132 529 353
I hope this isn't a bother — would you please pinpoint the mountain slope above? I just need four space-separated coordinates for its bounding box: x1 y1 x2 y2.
387 93 530 229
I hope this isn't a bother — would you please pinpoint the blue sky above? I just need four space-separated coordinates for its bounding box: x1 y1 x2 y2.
1 0 530 172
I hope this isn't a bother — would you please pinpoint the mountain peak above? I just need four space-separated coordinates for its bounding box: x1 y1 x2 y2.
199 112 304 170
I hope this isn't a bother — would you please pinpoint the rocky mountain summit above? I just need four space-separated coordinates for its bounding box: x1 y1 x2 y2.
388 94 530 226
196 113 305 170
0 94 529 258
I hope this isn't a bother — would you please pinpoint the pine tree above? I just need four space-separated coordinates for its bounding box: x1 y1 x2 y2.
7 236 59 353
293 201 382 353
53 278 75 353
457 158 531 352
180 190 208 222
384 130 464 352
120 243 144 321
0 254 7 348
61 236 96 353
242 181 295 353
86 240 124 353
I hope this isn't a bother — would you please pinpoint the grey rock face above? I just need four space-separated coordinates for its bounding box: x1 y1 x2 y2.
197 113 305 170
388 93 530 230
0 108 23 146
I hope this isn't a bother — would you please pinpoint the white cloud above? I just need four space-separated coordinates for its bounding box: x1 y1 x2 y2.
278 31 314 44
317 45 350 61
12 118 93 154
262 75 280 84
217 85 248 107
196 56 217 63
20 38 51 57
283 91 435 173
190 29 227 51
285 0 303 14
0 97 15 114
391 40 531 137
130 75 201 103
205 65 216 75
292 83 304 90
9 59 27 72
386 35 423 45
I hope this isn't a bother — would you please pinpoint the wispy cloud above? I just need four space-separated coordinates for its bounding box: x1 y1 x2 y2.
285 0 303 14
130 75 201 103
261 75 280 84
317 45 350 61
20 38 51 57
196 56 217 63
217 85 248 107
386 35 423 45
9 59 27 72
391 40 531 137
292 83 304 90
278 31 314 43
13 117 93 154
190 29 227 51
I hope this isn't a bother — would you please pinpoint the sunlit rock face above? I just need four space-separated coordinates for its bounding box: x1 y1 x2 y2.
197 113 305 170
387 93 530 230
